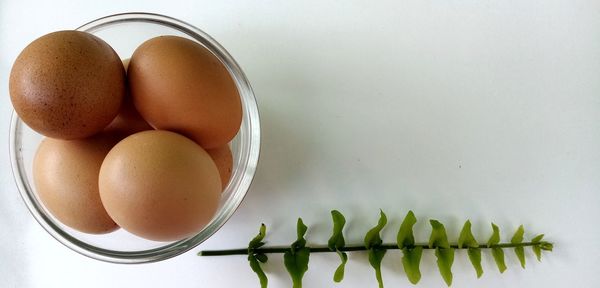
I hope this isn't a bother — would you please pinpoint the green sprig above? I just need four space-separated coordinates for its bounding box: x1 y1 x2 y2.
199 210 554 287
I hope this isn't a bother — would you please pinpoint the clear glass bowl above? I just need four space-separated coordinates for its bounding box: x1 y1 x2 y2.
9 13 260 264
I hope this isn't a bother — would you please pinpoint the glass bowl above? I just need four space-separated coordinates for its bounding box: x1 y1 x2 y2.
9 12 260 264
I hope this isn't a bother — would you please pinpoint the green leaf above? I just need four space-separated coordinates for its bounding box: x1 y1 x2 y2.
429 220 453 286
532 234 546 261
458 220 482 278
364 210 387 249
248 223 267 251
467 248 483 278
401 247 423 284
487 223 506 273
511 225 526 268
429 220 450 248
333 251 348 283
248 255 268 288
540 242 554 251
397 210 417 248
368 248 387 288
255 253 268 263
435 248 454 286
491 247 507 273
487 223 500 247
514 247 525 269
398 211 422 285
284 218 310 288
284 247 310 288
247 224 269 288
511 225 524 244
458 220 478 248
328 210 346 250
296 218 308 240
328 211 348 283
532 245 542 261
292 218 308 252
364 210 388 288
532 234 544 243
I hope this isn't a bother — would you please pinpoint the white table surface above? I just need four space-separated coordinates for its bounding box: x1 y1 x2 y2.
1 1 599 287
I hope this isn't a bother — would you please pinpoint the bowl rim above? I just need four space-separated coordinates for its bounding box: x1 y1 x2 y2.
9 12 260 264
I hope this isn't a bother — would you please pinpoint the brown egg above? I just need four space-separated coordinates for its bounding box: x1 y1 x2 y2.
128 36 242 149
99 130 221 242
9 30 125 139
33 133 120 234
206 145 233 190
103 59 152 138
103 96 153 138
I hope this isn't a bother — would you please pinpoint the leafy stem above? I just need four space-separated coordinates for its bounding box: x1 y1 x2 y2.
198 210 553 287
199 241 551 256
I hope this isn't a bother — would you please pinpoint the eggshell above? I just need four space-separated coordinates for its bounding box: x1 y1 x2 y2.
98 130 221 242
9 31 125 139
103 59 153 138
128 36 242 149
206 145 233 190
33 134 120 234
103 95 153 138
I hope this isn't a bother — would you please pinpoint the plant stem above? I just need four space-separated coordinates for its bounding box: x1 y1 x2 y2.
199 242 547 256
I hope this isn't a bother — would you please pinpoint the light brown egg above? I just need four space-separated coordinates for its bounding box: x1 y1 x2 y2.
103 59 153 138
128 36 242 149
206 145 233 190
103 95 153 138
33 134 120 234
98 130 221 242
9 30 125 139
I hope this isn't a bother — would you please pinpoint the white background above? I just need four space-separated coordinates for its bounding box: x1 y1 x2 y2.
1 1 599 287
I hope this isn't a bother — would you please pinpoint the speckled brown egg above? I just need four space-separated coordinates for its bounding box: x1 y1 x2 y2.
33 133 120 234
9 30 125 139
98 130 221 242
206 144 233 190
128 36 242 149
